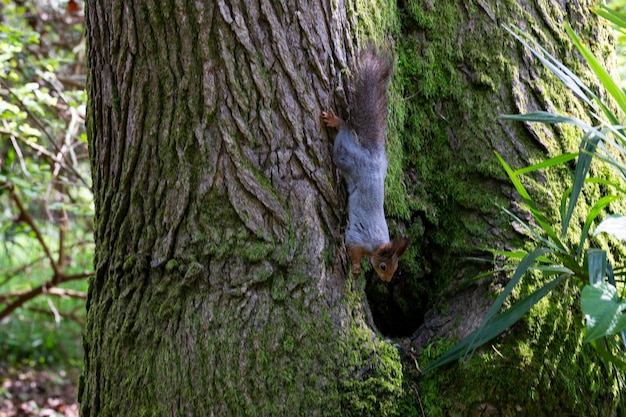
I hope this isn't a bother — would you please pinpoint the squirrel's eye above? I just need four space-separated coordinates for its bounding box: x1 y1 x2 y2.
380 263 387 271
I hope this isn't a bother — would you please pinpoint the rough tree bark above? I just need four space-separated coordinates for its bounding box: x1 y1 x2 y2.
81 0 622 415
80 0 405 416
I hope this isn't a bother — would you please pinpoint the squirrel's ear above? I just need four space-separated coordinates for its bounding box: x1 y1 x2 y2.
391 238 411 257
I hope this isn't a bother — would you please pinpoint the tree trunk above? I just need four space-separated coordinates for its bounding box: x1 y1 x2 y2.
81 0 406 416
388 1 624 415
81 0 622 415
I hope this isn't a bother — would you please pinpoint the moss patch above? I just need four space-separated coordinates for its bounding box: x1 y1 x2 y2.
418 280 625 416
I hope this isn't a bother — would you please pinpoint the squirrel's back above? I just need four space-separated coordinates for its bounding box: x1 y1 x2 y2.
322 42 410 282
349 44 393 150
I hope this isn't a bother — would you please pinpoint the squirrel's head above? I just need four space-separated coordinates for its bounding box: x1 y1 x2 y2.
370 238 411 283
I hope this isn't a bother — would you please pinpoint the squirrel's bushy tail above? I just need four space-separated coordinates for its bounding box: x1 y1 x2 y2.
350 43 393 149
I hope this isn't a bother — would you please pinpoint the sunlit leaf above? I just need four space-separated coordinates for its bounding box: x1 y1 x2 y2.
591 4 626 30
581 282 626 342
587 249 607 286
594 214 626 241
564 131 601 238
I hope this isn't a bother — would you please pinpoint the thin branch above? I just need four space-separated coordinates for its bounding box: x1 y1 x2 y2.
0 78 61 153
0 286 87 301
0 271 92 321
0 239 93 287
8 184 60 276
0 255 48 288
4 119 31 177
47 286 87 299
47 297 62 324
24 306 85 326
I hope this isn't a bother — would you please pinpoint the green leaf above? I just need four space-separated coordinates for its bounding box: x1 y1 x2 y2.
499 206 560 252
587 249 607 286
593 214 626 241
513 153 577 175
493 151 531 201
581 282 626 343
589 338 626 373
499 111 591 130
494 152 566 252
591 4 626 32
502 26 600 110
466 247 553 351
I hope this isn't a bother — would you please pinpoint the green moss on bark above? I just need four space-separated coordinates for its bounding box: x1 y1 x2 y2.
419 282 624 416
367 0 626 415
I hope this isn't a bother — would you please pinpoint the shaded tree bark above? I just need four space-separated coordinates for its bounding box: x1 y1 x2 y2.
81 0 623 415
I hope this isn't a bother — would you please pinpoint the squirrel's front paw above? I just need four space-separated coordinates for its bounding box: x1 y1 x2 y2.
321 109 341 128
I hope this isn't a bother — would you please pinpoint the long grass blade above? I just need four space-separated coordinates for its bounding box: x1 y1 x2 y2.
591 4 626 33
488 249 554 263
590 339 626 373
495 152 567 252
465 247 552 355
494 151 531 201
587 248 607 286
563 131 601 238
500 206 564 253
503 25 597 107
586 177 626 196
423 274 564 372
593 142 626 183
576 195 621 258
565 23 626 115
594 214 626 242
513 153 577 175
500 111 592 131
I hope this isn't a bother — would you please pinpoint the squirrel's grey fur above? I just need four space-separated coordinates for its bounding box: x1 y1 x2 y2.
334 45 393 253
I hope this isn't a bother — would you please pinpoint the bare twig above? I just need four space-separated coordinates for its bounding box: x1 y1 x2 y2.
0 239 93 288
4 119 31 177
47 286 87 299
0 125 85 179
8 184 60 277
0 271 92 321
0 286 87 301
24 306 86 326
46 297 62 324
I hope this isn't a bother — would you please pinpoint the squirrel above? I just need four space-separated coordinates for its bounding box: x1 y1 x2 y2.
322 44 410 283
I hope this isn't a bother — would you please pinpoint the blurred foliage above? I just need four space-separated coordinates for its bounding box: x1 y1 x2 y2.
609 0 626 84
0 0 89 366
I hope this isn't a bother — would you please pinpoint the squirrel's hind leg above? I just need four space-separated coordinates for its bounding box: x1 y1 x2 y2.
346 245 364 276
